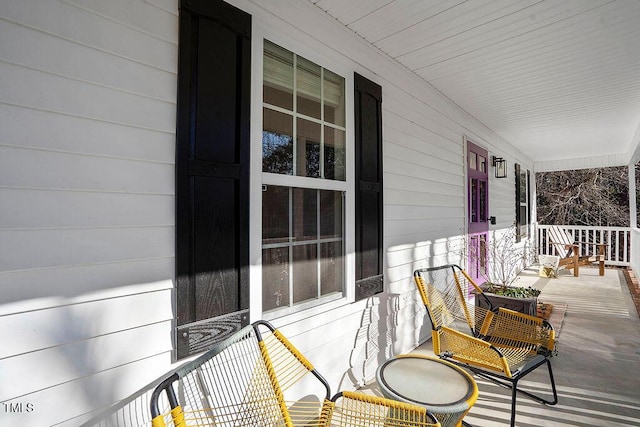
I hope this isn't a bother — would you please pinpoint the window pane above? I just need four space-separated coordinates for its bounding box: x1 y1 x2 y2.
469 235 479 278
479 155 486 173
296 118 321 177
292 188 317 241
479 180 487 222
519 172 527 203
324 126 345 180
297 57 321 119
263 41 346 182
320 190 343 238
292 244 318 304
520 206 528 230
321 241 343 295
262 186 344 311
469 152 477 170
262 247 290 311
264 41 293 110
262 185 289 243
479 234 487 275
324 69 345 126
263 109 293 174
470 178 478 222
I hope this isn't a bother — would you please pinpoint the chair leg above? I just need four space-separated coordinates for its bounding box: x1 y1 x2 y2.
510 380 518 427
598 245 605 276
472 359 558 427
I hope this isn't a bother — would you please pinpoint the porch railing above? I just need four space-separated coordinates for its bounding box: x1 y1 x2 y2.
537 224 632 267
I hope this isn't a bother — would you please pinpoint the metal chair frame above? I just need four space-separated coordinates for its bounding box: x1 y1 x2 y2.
149 320 441 427
414 264 558 427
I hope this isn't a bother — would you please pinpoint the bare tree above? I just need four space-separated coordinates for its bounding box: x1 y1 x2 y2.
536 166 630 227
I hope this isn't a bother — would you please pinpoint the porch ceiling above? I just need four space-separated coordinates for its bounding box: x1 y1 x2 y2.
308 0 640 166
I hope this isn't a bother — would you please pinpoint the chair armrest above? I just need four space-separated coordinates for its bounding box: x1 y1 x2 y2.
327 391 441 426
490 308 555 351
576 241 607 255
256 321 332 400
496 307 543 323
548 239 575 245
549 241 578 249
548 241 579 258
437 326 511 375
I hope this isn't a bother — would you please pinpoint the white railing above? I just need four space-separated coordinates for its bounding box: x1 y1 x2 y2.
537 224 632 267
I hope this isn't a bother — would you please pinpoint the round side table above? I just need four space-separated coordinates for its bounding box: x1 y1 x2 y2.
376 354 478 427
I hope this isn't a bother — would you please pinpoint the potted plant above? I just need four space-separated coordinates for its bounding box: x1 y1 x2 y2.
478 282 540 316
473 223 541 316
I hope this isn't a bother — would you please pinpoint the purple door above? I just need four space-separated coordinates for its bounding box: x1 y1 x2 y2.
467 141 488 285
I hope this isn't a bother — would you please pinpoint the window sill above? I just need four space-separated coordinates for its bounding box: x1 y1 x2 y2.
262 292 351 325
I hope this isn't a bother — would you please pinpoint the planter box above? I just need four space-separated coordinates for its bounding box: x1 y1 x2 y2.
475 289 538 317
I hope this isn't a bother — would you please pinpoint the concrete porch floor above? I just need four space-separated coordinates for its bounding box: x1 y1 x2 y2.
362 266 640 426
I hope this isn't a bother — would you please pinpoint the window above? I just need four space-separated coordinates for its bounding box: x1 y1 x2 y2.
515 164 531 242
262 41 346 314
263 41 345 179
262 186 344 311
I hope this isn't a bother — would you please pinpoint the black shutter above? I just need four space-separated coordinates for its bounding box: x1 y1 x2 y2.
354 73 383 300
175 0 251 358
527 169 531 226
515 163 522 242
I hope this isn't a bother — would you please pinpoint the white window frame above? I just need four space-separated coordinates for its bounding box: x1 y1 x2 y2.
250 25 356 324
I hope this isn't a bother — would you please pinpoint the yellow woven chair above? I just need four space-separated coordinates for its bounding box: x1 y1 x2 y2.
150 320 440 427
414 264 558 427
150 323 293 427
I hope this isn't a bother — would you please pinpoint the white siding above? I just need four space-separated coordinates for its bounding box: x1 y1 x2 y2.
0 0 535 425
0 0 178 425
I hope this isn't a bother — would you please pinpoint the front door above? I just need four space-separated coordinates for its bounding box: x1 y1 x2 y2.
467 141 489 285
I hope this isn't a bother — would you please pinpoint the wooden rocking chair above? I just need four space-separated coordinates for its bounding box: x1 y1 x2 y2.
547 225 605 277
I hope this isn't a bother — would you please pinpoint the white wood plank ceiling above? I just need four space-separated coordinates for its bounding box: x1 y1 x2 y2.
308 0 640 166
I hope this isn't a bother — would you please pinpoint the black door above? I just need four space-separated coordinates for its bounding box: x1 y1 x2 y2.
354 73 384 300
175 0 251 358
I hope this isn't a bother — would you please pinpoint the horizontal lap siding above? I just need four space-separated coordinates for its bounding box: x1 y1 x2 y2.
380 81 465 345
0 258 174 315
0 0 178 425
0 0 536 424
275 291 424 389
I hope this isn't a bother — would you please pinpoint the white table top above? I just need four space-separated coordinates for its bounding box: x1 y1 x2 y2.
377 356 473 407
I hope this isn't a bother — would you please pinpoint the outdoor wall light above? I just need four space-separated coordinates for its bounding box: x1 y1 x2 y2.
492 155 507 178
